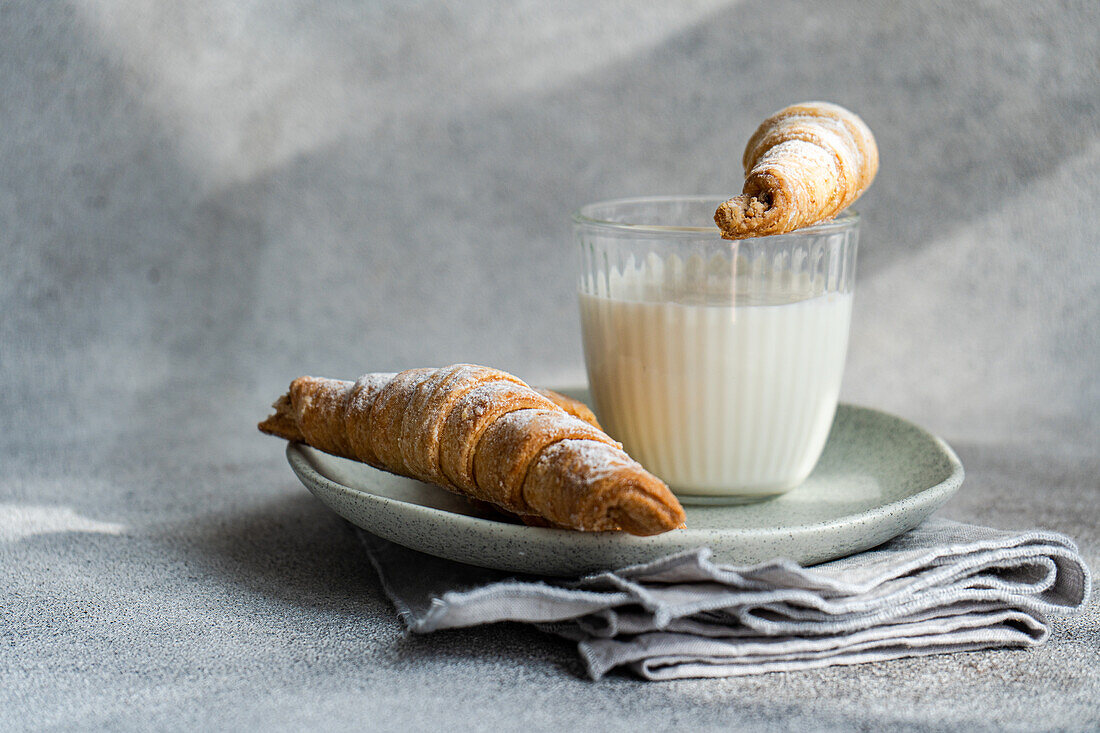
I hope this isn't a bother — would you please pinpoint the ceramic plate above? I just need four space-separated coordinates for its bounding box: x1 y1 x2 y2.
286 403 963 576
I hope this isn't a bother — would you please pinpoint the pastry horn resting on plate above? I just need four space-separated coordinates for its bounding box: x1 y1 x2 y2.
258 364 686 536
714 101 879 239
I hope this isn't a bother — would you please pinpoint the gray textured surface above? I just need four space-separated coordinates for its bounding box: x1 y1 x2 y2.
2 1 1098 730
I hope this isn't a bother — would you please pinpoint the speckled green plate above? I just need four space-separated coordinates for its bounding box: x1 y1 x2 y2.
286 403 963 576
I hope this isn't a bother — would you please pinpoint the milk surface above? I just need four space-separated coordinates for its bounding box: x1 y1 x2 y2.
580 289 852 496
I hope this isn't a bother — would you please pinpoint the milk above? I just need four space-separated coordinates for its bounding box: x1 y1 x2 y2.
580 290 853 497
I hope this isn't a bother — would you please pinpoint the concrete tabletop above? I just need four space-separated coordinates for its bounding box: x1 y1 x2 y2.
3 2 1098 729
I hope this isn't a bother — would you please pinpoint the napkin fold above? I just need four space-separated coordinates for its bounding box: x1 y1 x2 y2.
358 518 1091 680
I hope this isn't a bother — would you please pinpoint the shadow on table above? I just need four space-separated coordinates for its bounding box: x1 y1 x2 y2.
179 489 583 676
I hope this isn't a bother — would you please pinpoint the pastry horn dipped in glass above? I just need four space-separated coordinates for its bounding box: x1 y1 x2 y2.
576 101 873 503
714 101 878 239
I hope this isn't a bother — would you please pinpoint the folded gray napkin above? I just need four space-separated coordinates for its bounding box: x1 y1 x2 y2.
358 518 1091 680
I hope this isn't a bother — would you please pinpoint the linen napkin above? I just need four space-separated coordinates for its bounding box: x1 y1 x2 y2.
358 518 1091 680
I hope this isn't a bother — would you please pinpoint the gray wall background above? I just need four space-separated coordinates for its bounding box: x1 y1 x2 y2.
3 1 1098 452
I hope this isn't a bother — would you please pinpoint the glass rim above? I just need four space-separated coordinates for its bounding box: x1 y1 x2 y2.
572 195 860 239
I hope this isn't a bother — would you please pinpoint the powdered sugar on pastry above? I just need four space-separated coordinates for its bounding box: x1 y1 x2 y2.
258 365 686 535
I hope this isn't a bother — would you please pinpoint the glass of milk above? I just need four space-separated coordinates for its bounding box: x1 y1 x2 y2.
575 196 858 504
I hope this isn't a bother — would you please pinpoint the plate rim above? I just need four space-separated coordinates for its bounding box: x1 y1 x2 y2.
286 402 964 547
